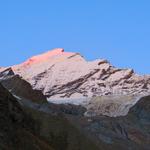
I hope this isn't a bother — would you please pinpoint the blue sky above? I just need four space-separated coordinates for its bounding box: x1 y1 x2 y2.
0 0 150 74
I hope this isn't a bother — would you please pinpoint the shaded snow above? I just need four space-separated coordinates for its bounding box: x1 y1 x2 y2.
48 98 90 105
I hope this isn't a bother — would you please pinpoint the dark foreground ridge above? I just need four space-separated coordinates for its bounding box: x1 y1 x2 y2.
0 83 100 150
0 83 54 149
0 80 150 149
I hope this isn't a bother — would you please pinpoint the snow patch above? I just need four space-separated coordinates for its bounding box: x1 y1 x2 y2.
48 98 90 105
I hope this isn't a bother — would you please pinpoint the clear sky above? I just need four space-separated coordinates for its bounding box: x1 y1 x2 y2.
0 0 150 74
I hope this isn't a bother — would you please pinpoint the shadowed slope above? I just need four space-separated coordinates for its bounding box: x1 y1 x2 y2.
0 83 100 150
0 68 47 104
0 83 54 150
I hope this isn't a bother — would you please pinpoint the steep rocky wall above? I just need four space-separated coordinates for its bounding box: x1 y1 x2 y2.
0 68 47 104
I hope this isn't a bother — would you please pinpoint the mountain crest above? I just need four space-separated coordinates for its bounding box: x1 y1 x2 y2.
23 48 66 65
8 48 150 99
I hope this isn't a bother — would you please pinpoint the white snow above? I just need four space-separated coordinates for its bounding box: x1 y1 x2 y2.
10 48 150 99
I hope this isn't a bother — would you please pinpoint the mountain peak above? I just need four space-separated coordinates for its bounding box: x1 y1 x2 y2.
23 48 65 65
9 48 150 99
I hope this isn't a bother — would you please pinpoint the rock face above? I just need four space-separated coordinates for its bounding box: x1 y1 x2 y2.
76 95 150 150
0 68 47 104
11 48 150 99
84 95 140 117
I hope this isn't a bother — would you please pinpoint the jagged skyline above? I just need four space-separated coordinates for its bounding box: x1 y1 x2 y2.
0 1 150 74
1 48 148 99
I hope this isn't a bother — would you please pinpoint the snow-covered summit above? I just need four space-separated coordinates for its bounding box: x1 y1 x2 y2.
8 48 150 99
13 48 74 67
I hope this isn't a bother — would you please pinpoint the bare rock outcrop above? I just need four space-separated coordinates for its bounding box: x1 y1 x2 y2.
84 95 140 117
0 68 47 104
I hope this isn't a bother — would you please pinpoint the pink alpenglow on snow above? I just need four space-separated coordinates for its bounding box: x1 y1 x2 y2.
21 48 74 66
12 48 76 74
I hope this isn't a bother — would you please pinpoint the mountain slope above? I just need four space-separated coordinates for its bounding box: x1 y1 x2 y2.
1 80 149 150
0 82 102 150
0 68 47 104
0 83 54 150
11 48 150 99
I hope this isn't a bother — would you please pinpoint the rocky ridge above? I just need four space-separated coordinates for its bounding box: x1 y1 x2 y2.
0 68 47 104
10 48 150 99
